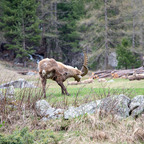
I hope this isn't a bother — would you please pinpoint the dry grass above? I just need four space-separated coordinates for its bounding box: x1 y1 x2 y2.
39 114 144 144
0 61 144 144
1 109 143 144
0 60 39 82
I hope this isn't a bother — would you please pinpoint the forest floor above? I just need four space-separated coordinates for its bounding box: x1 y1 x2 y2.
0 60 144 144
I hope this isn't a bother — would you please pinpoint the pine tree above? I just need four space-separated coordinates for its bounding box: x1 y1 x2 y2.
116 39 141 69
79 0 131 70
0 0 41 66
58 0 85 64
37 0 63 60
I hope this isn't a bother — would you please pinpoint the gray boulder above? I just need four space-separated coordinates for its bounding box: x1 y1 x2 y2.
35 95 144 121
26 72 36 76
64 94 131 120
0 79 36 89
98 94 131 119
35 100 64 120
0 86 15 100
0 90 4 100
6 85 14 96
108 52 118 68
36 100 53 116
64 101 101 119
6 85 15 100
129 95 144 117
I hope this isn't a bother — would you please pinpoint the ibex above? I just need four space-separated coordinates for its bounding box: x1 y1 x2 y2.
38 52 88 98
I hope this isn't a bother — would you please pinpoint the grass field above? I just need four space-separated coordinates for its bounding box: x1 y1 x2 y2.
1 60 144 106
7 76 143 109
0 61 144 144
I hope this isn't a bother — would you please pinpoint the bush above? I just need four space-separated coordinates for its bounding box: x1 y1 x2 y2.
0 127 34 144
0 128 62 144
116 39 141 69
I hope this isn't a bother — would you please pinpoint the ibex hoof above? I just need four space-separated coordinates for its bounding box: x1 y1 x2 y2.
67 93 70 96
62 93 70 96
43 94 46 98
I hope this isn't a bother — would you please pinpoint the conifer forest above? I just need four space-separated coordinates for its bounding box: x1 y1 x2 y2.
0 0 144 69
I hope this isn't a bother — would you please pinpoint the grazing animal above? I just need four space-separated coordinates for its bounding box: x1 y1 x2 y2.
38 52 88 98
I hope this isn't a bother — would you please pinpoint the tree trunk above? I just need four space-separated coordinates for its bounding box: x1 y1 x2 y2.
22 18 26 51
22 17 26 67
131 0 136 49
40 0 47 58
50 2 54 25
104 0 108 70
54 1 59 59
139 0 144 67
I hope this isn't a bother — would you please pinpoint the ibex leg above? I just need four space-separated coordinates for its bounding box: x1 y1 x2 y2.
57 81 70 96
41 78 46 98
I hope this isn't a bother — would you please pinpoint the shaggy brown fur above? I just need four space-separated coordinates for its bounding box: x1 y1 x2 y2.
38 55 88 98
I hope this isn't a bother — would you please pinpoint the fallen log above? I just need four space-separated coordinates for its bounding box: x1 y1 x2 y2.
111 70 134 77
99 73 112 78
92 67 144 79
17 71 28 75
128 74 144 81
94 70 112 75
111 67 144 76
68 79 93 85
92 70 112 79
17 71 37 75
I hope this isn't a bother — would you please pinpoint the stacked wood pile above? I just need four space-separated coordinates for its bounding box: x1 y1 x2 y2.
17 71 29 75
17 71 37 75
91 67 144 81
128 73 144 81
68 79 93 85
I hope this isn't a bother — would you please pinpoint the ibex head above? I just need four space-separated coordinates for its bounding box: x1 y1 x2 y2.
73 51 88 82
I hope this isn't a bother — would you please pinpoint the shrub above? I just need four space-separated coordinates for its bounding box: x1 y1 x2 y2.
0 127 34 144
116 39 141 69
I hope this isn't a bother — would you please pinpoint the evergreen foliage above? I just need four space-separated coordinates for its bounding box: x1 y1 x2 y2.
0 0 41 65
0 0 144 69
116 39 141 69
0 127 62 144
58 0 85 61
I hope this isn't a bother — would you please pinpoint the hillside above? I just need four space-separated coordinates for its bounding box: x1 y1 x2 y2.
0 61 144 143
0 60 39 83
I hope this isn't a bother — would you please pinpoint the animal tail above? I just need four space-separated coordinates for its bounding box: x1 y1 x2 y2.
42 70 46 77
